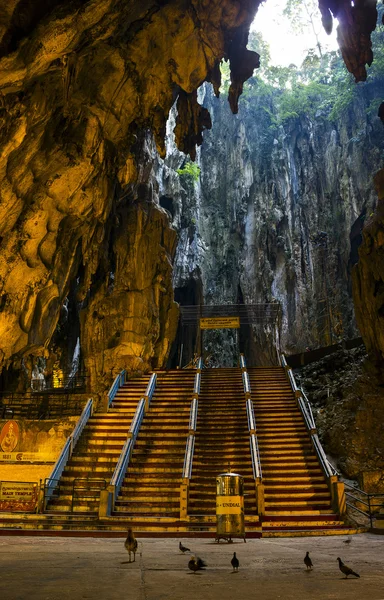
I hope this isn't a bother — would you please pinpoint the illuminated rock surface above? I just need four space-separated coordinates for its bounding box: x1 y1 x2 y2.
0 0 382 389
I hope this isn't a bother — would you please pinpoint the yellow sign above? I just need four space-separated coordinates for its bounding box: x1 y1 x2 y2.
216 495 244 515
0 481 38 512
200 317 240 330
0 451 54 463
0 481 37 502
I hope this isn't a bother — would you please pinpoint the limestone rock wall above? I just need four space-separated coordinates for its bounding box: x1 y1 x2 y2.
353 169 384 366
0 0 381 387
0 0 262 388
158 82 383 365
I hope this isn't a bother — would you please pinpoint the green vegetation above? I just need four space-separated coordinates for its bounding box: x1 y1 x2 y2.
236 4 384 127
177 161 201 182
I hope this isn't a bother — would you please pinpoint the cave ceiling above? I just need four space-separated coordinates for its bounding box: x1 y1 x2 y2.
0 0 382 380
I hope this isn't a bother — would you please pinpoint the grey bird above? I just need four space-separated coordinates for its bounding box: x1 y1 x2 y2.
343 536 352 544
231 552 239 572
124 528 138 563
188 556 207 573
179 541 190 553
304 551 313 570
337 557 360 578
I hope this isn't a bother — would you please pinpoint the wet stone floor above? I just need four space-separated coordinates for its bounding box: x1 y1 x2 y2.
0 533 383 600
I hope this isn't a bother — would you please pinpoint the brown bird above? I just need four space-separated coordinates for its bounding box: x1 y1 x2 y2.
188 556 207 573
124 528 138 563
304 551 313 570
337 557 360 578
231 552 239 572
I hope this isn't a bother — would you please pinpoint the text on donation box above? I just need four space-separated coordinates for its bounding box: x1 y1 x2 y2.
216 495 244 515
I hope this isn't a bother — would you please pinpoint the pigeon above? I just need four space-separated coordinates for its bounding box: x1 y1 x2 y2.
179 541 191 553
124 528 138 563
304 551 313 570
231 552 239 572
343 536 352 544
337 557 360 578
188 556 207 573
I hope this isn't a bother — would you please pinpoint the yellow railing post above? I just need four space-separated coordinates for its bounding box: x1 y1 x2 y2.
255 478 265 516
180 478 189 519
99 484 115 518
331 477 347 516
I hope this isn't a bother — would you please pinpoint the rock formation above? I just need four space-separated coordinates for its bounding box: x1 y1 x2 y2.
159 79 383 366
0 0 261 389
0 0 382 390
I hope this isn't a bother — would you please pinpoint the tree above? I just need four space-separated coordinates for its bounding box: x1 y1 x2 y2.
283 0 325 58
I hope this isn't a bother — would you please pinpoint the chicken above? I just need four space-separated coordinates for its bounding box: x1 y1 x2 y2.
337 557 360 578
304 551 313 570
231 552 239 572
188 556 207 573
124 528 138 563
179 541 190 553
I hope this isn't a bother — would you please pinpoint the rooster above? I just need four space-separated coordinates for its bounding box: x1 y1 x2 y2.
124 528 138 563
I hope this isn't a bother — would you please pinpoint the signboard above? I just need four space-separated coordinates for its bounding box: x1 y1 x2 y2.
0 481 38 512
216 495 244 515
200 317 240 330
0 451 54 463
0 421 20 452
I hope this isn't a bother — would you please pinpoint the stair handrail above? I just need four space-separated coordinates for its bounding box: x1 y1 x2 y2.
44 398 94 507
299 389 316 431
110 373 157 499
240 354 262 481
107 369 127 407
71 398 94 449
182 357 202 480
344 481 384 528
281 354 336 479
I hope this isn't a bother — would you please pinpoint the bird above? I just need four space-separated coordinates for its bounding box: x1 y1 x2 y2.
343 536 352 544
231 552 239 572
337 557 360 578
188 556 207 573
304 551 313 570
124 528 138 563
179 541 191 553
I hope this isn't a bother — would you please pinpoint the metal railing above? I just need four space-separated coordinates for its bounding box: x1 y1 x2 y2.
344 482 384 528
31 371 88 392
0 392 86 420
110 373 157 499
182 357 202 480
240 354 262 481
281 354 337 479
107 369 127 407
44 399 94 508
71 478 107 513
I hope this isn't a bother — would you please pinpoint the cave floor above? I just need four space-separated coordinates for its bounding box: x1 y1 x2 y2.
1 533 383 600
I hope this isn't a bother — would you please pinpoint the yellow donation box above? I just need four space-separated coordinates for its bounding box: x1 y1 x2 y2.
216 472 245 542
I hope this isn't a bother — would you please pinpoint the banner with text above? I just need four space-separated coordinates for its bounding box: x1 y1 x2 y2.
0 481 38 512
200 317 240 330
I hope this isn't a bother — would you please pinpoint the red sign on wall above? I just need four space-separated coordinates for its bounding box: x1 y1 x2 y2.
0 421 20 453
0 481 38 512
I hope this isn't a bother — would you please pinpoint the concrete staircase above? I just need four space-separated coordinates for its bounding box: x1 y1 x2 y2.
0 366 356 537
247 367 347 536
45 375 149 514
112 370 196 519
189 368 256 514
